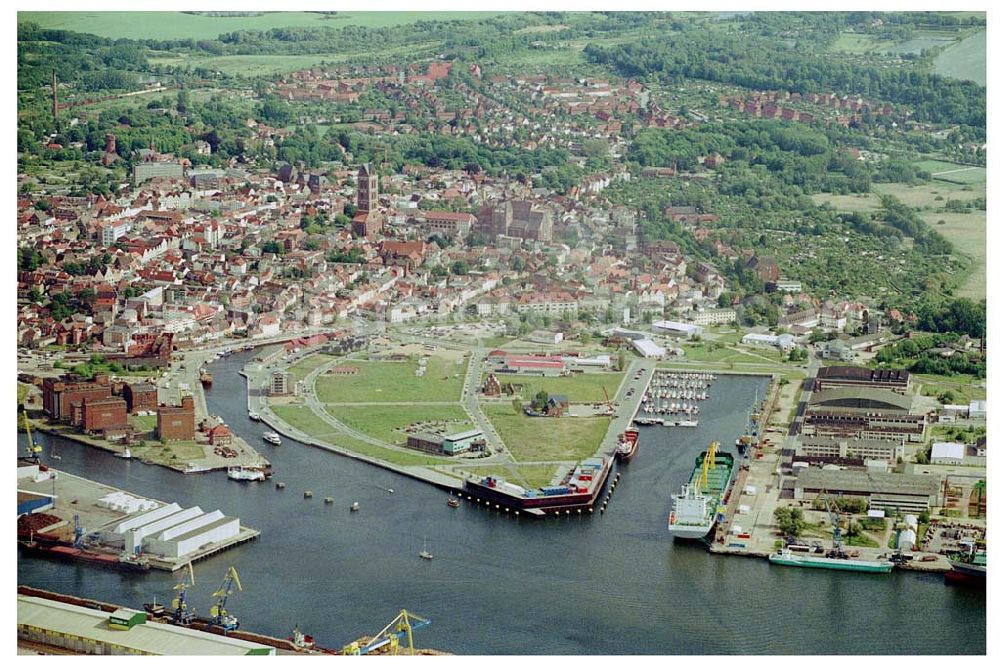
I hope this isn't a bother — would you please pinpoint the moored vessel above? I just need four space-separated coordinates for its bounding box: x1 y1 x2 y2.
668 443 735 539
227 466 266 482
616 425 639 461
945 542 986 587
263 432 281 445
769 549 894 573
199 369 213 387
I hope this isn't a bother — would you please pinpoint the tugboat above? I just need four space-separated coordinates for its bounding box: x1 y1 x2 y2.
616 424 639 461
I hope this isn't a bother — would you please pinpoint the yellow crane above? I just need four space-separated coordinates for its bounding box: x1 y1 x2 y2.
22 410 42 458
210 566 243 632
341 610 431 655
698 441 719 492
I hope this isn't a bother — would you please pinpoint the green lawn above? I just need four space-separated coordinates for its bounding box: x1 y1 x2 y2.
325 404 472 445
20 11 507 40
17 382 29 406
138 441 206 465
288 353 338 383
679 343 743 363
483 404 610 462
495 371 626 403
912 160 987 185
812 192 884 213
873 182 984 208
830 33 883 53
314 356 464 403
270 405 449 466
459 464 561 489
129 415 158 433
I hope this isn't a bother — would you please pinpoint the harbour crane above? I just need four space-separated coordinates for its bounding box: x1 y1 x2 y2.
170 562 195 626
821 491 846 559
601 386 615 416
209 566 243 633
22 410 42 460
341 610 431 656
697 441 719 493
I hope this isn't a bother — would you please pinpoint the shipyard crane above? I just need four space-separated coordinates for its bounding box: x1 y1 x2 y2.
209 566 243 633
821 491 846 559
171 562 195 626
22 410 42 460
341 610 431 656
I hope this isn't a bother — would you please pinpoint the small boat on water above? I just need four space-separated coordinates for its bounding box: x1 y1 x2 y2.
447 498 460 508
228 466 266 482
350 502 360 512
248 411 261 422
199 369 213 387
263 432 281 445
419 537 433 560
114 446 132 459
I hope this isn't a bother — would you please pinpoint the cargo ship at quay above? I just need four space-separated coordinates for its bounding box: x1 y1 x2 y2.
668 443 735 539
462 456 614 516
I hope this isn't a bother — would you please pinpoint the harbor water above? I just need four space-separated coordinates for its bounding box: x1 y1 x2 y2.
17 352 986 654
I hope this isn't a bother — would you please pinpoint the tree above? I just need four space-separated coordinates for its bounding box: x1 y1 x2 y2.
531 390 549 412
512 398 522 414
615 350 627 371
774 507 806 537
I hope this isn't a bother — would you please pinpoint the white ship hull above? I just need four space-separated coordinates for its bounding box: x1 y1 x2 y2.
668 522 714 539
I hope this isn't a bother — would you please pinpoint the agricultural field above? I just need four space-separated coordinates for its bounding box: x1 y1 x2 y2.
873 181 984 208
314 356 465 403
324 404 473 445
270 405 448 466
884 36 956 55
812 192 883 213
912 160 987 185
917 210 986 299
483 404 610 462
20 11 506 40
494 371 626 403
934 29 987 85
458 464 562 490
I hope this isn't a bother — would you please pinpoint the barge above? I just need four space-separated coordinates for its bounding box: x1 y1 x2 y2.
462 456 613 516
769 549 895 573
18 539 151 572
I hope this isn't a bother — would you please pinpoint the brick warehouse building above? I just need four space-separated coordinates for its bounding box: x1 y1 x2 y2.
157 395 195 442
81 397 127 435
42 377 112 421
123 382 158 414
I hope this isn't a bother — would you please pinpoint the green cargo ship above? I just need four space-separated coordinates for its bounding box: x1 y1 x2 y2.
668 443 735 539
769 549 894 573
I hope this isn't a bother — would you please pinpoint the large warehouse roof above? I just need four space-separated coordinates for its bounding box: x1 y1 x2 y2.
794 468 939 497
808 387 913 412
17 595 274 655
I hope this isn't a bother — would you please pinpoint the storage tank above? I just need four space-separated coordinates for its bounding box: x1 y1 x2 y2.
898 528 918 552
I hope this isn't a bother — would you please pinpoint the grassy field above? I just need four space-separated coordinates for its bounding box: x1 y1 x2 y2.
913 160 987 185
20 11 506 40
129 415 158 433
288 353 338 383
459 464 561 489
136 441 206 465
885 36 955 55
678 343 744 364
812 192 884 212
876 181 984 208
934 29 987 85
915 374 986 403
830 33 884 53
314 356 464 403
497 371 626 403
17 383 29 406
483 404 610 462
325 404 472 445
917 209 986 299
271 404 448 466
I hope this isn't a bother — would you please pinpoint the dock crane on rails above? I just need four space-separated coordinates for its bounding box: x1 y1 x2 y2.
170 562 196 626
602 386 615 416
820 491 847 560
341 610 431 656
209 566 243 633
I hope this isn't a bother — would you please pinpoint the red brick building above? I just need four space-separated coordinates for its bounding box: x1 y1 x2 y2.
81 396 127 434
42 377 112 421
207 424 233 447
351 210 383 239
123 382 158 414
157 395 195 442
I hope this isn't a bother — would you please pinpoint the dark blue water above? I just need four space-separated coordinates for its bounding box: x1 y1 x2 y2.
18 354 986 654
